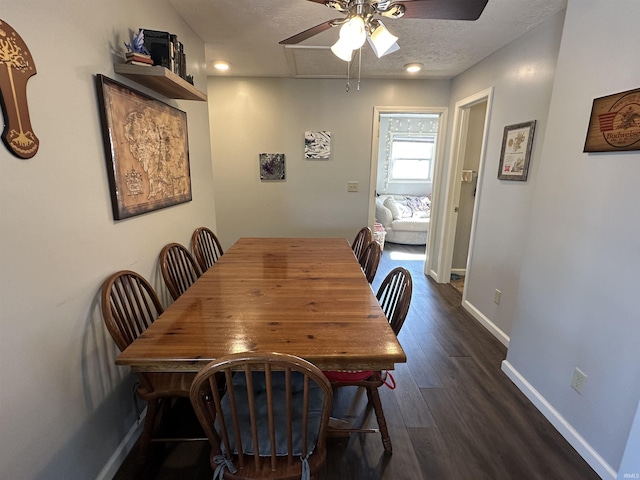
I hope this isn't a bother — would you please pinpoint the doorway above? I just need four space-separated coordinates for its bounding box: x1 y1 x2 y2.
450 100 487 292
429 88 493 298
368 107 448 272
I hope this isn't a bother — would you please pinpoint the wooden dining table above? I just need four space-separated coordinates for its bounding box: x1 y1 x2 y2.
116 237 406 373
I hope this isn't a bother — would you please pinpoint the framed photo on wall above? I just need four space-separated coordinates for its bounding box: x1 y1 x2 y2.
304 131 331 159
95 74 192 220
259 153 285 180
497 120 536 181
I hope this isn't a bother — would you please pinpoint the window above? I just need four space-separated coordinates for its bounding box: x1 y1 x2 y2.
390 135 435 181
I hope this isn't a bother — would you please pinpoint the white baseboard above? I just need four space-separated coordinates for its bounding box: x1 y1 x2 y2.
451 268 466 275
501 361 617 480
462 299 510 347
428 268 440 283
95 408 146 480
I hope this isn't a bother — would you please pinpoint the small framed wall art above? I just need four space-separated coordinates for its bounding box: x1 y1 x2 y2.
259 153 285 180
584 87 640 152
304 131 331 159
497 120 536 181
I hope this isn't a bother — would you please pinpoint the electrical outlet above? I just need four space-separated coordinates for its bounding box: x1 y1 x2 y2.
571 367 587 394
494 289 501 305
347 181 359 192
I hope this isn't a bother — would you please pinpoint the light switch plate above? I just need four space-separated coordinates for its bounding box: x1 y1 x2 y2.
347 181 358 192
494 289 501 305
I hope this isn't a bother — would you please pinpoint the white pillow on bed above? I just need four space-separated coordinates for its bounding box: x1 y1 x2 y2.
383 197 402 220
384 196 413 219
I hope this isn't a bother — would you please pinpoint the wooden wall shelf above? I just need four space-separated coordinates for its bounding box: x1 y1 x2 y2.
113 64 207 101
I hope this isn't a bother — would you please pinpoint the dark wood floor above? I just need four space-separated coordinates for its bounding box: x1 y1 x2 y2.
114 242 599 480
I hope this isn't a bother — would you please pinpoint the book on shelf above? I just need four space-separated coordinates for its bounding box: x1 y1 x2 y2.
125 60 153 67
180 50 186 79
141 28 171 69
125 51 152 59
125 53 153 65
140 28 188 79
169 33 178 74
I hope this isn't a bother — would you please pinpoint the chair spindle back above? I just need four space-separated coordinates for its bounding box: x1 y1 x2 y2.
191 227 224 272
159 242 201 300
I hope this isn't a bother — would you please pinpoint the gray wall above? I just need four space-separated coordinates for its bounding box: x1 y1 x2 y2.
449 3 640 475
504 0 640 475
447 10 565 339
0 2 217 478
207 77 449 249
617 401 640 479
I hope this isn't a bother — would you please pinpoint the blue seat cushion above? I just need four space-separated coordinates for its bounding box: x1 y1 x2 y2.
216 371 325 457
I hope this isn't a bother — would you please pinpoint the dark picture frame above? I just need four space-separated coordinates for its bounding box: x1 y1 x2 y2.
497 120 536 181
95 74 191 220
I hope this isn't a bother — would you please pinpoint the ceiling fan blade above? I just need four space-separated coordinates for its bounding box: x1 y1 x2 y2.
279 20 338 45
393 0 489 21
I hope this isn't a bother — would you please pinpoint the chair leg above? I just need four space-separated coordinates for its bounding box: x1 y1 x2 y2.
138 399 159 467
367 386 392 454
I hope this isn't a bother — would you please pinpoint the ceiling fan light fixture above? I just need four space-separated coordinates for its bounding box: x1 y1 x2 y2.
331 37 354 62
405 62 424 73
368 37 400 58
368 20 399 58
339 15 367 50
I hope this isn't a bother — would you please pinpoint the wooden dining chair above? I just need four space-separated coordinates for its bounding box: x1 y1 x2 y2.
376 267 413 336
190 352 333 480
100 270 196 467
324 267 413 454
351 226 372 260
159 242 201 301
191 226 224 273
358 240 382 284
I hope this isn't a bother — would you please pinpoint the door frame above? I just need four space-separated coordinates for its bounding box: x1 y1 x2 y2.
429 87 493 285
368 106 449 270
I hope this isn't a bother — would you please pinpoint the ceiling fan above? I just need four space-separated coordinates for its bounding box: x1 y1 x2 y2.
280 0 489 61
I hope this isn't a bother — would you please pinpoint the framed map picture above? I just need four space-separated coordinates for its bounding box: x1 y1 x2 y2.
497 120 536 181
95 74 192 220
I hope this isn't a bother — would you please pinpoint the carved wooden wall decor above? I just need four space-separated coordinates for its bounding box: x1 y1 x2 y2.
0 19 39 159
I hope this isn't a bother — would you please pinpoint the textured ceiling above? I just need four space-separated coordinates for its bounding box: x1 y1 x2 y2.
167 0 567 79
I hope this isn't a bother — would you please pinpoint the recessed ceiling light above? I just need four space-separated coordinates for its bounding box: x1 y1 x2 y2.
404 63 423 73
213 61 230 71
